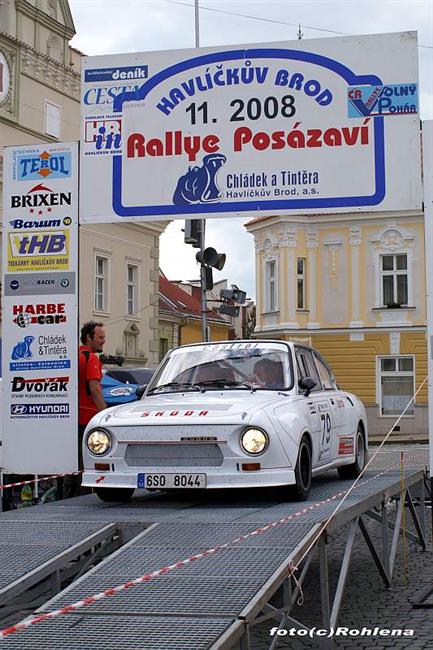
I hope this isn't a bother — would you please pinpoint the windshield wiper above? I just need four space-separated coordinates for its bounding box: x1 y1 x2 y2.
147 381 203 394
195 379 256 391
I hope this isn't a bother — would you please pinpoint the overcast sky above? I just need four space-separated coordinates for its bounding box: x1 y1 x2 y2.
70 0 433 299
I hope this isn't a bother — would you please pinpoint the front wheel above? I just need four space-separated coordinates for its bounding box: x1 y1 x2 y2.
338 426 367 480
290 436 312 501
94 487 135 502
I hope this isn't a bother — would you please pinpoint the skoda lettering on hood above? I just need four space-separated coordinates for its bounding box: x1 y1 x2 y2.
82 340 368 502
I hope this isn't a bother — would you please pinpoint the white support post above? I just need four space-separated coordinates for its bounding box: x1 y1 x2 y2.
422 121 433 532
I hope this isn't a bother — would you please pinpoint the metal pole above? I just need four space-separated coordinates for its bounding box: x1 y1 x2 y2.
422 120 433 539
200 220 209 342
194 0 208 342
194 0 200 48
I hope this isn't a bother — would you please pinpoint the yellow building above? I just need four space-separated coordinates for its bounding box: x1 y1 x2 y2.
245 212 427 440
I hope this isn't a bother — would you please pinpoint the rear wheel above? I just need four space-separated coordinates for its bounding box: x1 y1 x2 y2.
94 487 134 502
338 426 366 480
290 436 312 501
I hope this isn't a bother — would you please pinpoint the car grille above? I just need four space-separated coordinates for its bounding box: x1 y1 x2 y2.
124 443 224 467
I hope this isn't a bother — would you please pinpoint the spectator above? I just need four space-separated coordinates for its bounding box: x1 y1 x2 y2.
63 321 106 499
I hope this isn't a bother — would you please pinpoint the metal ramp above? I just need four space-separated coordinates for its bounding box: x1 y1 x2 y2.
0 521 119 623
0 468 427 649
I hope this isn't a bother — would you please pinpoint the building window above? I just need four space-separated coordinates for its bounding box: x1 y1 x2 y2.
379 356 414 416
381 254 408 306
95 256 108 311
126 264 138 316
265 260 277 312
297 258 306 309
45 101 61 138
159 338 168 361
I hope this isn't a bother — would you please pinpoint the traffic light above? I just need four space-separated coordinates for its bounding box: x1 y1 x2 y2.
220 287 247 304
196 247 226 270
196 247 226 291
219 285 247 317
184 219 201 248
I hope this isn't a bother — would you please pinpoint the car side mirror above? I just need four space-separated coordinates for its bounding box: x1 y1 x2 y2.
135 384 147 399
298 376 317 398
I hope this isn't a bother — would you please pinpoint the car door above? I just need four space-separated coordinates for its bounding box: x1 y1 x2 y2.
295 347 332 466
313 352 341 461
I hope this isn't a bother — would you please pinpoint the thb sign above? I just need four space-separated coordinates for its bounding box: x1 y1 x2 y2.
80 31 422 223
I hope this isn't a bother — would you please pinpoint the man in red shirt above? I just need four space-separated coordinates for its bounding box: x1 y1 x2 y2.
63 321 106 498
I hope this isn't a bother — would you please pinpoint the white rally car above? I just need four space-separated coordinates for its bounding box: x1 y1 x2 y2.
82 340 368 502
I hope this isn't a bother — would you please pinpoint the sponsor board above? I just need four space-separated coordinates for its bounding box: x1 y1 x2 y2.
5 272 75 296
80 32 421 222
2 142 78 473
82 84 142 109
347 83 418 118
10 403 70 418
8 216 72 230
84 118 121 155
9 333 70 371
10 183 72 211
7 230 69 272
11 375 69 399
85 65 148 83
12 303 67 327
15 150 72 181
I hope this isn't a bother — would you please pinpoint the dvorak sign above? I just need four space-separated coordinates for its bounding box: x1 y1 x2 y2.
80 32 422 223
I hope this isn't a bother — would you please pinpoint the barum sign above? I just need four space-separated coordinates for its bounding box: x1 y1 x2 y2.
80 31 421 223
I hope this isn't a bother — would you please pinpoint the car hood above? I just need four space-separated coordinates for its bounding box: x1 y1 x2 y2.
94 390 296 426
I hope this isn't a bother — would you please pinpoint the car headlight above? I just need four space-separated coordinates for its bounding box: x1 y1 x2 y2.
109 386 134 396
86 429 112 455
240 428 269 455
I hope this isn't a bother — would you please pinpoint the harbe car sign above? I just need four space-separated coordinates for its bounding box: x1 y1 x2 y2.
80 31 421 223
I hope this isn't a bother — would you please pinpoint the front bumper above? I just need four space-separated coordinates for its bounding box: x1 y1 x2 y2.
82 466 296 490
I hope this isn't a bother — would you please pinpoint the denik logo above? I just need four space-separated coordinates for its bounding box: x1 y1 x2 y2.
11 336 34 360
84 65 148 83
17 151 71 181
11 376 69 393
10 403 70 416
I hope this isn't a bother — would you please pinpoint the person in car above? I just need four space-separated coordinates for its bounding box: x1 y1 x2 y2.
253 358 284 389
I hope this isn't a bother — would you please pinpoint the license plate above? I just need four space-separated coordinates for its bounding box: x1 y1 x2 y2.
137 473 207 489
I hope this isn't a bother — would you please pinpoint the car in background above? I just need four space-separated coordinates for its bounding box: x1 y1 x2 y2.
83 341 368 503
102 367 155 406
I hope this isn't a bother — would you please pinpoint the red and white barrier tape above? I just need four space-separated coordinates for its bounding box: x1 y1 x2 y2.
0 451 425 493
0 471 83 491
0 462 413 639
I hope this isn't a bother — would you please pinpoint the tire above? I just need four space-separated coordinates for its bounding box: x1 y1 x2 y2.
94 487 135 502
338 426 367 480
290 436 312 501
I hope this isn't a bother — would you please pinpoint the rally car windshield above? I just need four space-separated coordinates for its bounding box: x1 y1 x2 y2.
147 342 293 393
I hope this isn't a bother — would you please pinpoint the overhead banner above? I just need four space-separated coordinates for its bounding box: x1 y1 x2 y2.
2 143 79 474
80 31 422 223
